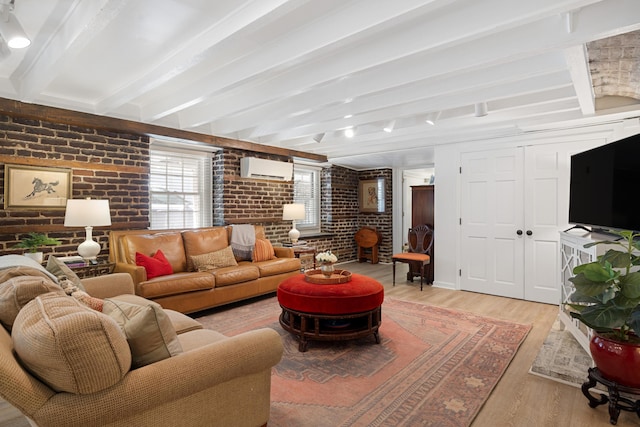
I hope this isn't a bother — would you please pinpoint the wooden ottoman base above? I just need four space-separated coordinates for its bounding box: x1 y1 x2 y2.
279 305 381 352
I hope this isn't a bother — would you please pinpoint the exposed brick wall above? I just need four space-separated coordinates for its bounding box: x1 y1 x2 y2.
0 114 149 260
357 169 393 262
215 149 293 225
301 166 393 264
0 113 393 264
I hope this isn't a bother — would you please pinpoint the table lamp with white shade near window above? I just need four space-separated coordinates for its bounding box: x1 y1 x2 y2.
282 203 305 243
64 198 111 261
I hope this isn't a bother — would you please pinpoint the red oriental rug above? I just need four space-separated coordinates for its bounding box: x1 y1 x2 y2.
195 297 531 427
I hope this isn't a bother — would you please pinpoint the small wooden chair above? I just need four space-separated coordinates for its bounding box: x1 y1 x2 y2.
392 225 433 291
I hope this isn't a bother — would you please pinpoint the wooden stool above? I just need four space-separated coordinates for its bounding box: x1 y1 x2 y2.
355 226 381 264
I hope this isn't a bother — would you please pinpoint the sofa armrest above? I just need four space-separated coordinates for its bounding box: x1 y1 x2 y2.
81 273 135 298
274 247 294 258
32 328 283 427
113 262 147 285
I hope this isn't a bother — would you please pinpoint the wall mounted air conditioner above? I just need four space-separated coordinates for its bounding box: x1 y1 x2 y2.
240 157 293 181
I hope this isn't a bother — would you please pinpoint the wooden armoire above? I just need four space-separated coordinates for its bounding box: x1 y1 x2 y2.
408 185 434 282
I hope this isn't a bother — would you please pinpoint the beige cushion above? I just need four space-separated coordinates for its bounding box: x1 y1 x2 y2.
109 294 203 334
12 292 131 394
45 256 86 291
190 246 238 271
0 276 65 330
102 299 183 369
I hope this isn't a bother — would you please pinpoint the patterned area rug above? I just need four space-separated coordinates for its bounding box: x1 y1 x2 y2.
529 318 593 387
195 297 531 427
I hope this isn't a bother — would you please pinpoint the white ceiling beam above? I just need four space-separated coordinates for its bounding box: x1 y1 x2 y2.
158 0 602 126
13 0 125 103
191 0 636 135
95 0 292 115
209 52 567 134
254 71 575 141
564 45 596 116
141 0 444 122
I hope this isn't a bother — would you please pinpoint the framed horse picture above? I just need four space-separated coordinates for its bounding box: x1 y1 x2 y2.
4 164 72 210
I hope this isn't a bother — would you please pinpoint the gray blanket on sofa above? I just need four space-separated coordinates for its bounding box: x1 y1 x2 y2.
230 224 255 261
0 255 59 282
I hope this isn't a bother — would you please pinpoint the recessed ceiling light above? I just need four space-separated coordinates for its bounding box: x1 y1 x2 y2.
344 114 353 119
345 127 355 138
383 120 396 133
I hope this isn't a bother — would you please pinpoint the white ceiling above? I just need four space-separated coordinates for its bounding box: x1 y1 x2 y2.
1 0 639 170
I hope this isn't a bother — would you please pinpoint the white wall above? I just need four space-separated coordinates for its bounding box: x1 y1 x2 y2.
409 121 640 293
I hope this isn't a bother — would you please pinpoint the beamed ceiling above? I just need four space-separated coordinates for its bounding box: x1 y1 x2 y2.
0 0 639 169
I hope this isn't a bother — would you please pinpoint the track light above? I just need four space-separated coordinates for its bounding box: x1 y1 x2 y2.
312 133 325 143
0 2 30 49
474 102 488 117
383 120 395 133
425 111 440 126
344 127 355 138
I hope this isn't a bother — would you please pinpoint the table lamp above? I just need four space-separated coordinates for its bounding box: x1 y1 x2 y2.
64 198 111 260
282 203 305 243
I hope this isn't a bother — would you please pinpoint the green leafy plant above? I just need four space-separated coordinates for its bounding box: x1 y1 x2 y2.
14 232 62 253
568 230 640 342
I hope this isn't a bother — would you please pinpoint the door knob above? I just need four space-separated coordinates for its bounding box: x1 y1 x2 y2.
517 230 523 236
526 230 533 236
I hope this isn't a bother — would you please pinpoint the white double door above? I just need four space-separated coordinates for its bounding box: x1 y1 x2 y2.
460 141 599 304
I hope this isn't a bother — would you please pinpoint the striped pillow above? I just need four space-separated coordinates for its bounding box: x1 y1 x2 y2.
253 239 275 262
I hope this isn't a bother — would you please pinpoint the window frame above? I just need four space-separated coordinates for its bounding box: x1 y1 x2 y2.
293 163 321 235
148 139 214 230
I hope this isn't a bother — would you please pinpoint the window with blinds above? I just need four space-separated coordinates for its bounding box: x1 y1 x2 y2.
149 141 213 229
293 164 320 233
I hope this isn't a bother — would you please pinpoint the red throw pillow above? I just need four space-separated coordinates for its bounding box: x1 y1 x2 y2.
136 250 173 279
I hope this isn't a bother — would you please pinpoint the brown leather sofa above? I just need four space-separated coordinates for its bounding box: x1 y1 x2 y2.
109 226 301 313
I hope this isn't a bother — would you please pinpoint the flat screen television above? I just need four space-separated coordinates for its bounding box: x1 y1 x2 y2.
569 133 640 232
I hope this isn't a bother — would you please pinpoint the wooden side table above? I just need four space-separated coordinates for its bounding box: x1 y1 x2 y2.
291 246 316 271
355 226 381 264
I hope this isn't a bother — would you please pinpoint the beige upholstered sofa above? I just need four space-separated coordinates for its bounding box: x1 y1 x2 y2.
0 255 283 427
109 225 301 313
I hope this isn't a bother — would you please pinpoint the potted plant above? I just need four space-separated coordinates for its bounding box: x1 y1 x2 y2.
14 232 62 263
567 229 640 387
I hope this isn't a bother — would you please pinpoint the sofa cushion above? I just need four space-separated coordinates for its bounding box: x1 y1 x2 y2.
253 239 276 262
190 246 238 271
102 299 183 369
12 292 131 394
123 232 187 273
108 294 203 334
137 272 215 299
254 257 302 277
182 228 229 271
0 276 65 330
136 249 173 279
45 256 86 291
211 264 260 287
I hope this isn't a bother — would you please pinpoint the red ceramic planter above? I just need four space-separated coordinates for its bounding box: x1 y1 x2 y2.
590 333 640 388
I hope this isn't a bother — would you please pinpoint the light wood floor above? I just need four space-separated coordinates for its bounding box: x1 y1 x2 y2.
2 262 639 426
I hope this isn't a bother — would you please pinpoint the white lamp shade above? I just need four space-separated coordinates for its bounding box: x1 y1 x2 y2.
64 199 112 227
282 203 305 220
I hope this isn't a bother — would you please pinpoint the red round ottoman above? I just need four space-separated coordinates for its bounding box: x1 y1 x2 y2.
277 273 384 351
